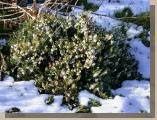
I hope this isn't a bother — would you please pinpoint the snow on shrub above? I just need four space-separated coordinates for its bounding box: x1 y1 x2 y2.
6 14 141 109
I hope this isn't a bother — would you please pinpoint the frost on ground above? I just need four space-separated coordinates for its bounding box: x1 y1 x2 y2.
0 0 150 113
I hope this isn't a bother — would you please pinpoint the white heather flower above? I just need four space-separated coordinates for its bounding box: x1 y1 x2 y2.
93 34 98 41
20 69 25 75
110 40 114 45
89 84 97 90
38 57 43 61
97 42 101 46
29 46 33 51
33 34 37 39
105 34 113 40
61 70 66 76
75 55 79 59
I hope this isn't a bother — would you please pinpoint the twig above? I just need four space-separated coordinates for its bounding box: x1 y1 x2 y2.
0 1 35 19
0 11 23 18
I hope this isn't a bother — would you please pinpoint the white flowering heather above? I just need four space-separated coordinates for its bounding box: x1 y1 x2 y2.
6 14 141 110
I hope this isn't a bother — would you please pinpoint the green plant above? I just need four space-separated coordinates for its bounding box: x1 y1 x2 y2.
76 105 91 113
45 95 54 105
83 0 99 12
0 40 9 80
115 11 150 29
7 14 141 110
115 7 133 18
88 99 101 107
84 3 99 12
138 29 150 47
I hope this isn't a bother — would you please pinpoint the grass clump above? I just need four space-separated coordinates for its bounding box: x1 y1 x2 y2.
5 14 141 110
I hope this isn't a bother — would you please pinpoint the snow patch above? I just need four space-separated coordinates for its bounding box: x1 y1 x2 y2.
79 80 150 113
0 77 73 113
127 25 143 39
129 39 150 78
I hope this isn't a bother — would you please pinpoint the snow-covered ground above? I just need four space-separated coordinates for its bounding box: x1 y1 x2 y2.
80 80 150 113
88 0 150 16
0 0 150 113
0 76 74 113
0 77 150 113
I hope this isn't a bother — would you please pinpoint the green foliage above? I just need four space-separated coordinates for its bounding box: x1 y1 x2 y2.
49 0 99 12
115 7 133 18
88 99 101 107
45 95 54 105
76 105 91 113
115 10 150 29
0 39 9 80
7 14 141 109
84 3 99 12
138 29 150 47
83 0 99 12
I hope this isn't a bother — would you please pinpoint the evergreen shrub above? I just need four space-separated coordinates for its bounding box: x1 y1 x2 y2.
7 14 141 109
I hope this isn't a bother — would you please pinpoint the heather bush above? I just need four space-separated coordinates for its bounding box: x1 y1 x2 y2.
7 14 141 109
